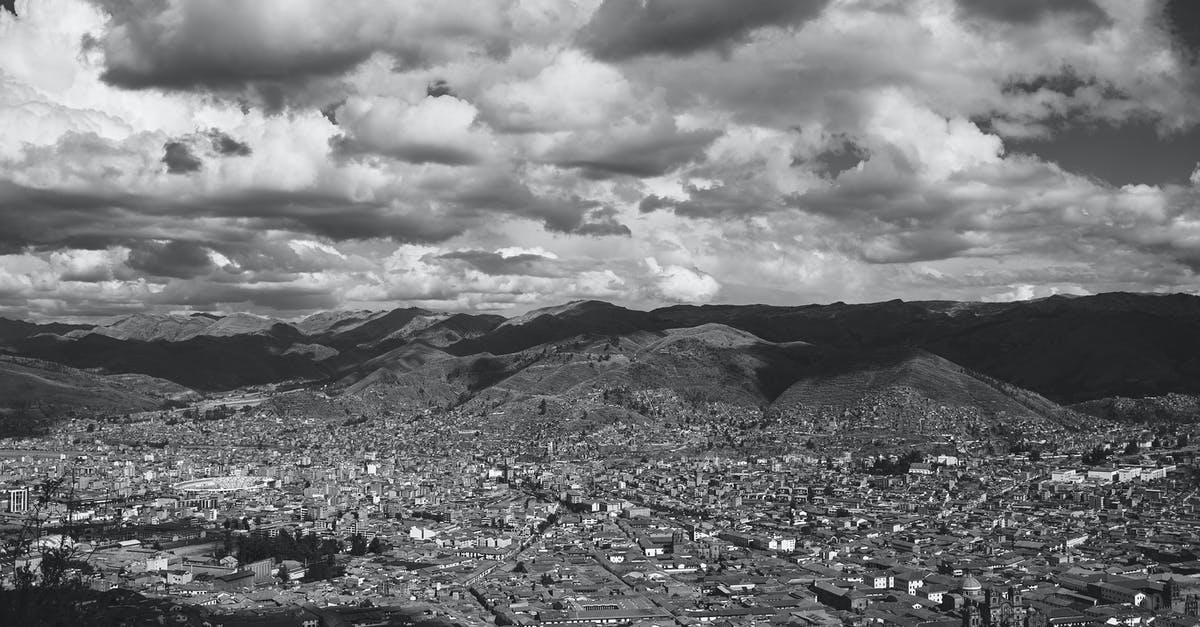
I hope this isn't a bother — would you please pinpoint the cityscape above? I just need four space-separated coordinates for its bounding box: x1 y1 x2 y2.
3 294 1200 626
4 0 1200 625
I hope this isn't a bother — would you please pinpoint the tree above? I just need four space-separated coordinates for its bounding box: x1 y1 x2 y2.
1082 445 1110 466
276 564 289 583
1123 440 1140 455
367 537 385 554
348 533 368 556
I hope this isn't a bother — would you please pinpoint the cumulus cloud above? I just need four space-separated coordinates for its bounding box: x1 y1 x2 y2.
209 130 252 156
332 95 493 165
2 0 1200 319
644 257 720 303
162 141 202 174
955 0 1111 31
545 117 721 179
126 240 214 279
90 0 517 110
439 249 564 278
577 0 830 60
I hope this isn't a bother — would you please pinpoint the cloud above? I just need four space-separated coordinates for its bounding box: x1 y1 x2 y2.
806 137 869 178
162 141 202 174
573 221 632 237
426 79 456 98
955 0 1111 31
148 279 340 311
160 129 250 175
438 249 564 277
208 130 251 156
331 95 493 165
861 232 974 264
126 240 214 278
90 0 516 110
480 50 636 132
436 171 630 236
3 0 1200 319
0 180 469 250
644 257 720 303
546 118 721 179
51 247 130 282
1163 0 1200 63
577 0 830 60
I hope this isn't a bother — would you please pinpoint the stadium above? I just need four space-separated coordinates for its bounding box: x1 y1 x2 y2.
172 476 276 494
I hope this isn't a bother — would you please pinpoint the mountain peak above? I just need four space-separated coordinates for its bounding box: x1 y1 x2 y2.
499 300 624 328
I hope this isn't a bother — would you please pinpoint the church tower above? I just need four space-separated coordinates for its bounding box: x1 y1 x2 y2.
963 601 982 627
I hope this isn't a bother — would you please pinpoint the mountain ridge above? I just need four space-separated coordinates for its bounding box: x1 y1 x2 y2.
1 292 1198 411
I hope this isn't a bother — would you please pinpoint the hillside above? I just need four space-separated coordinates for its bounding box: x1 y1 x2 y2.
444 300 656 356
652 292 1200 403
772 349 1057 416
1073 393 1200 424
67 312 284 342
8 331 329 391
3 292 1200 407
0 355 194 434
769 348 1083 436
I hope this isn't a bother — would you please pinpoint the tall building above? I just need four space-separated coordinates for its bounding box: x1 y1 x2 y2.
7 488 28 514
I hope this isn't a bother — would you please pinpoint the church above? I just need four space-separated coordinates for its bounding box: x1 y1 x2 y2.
942 574 1027 627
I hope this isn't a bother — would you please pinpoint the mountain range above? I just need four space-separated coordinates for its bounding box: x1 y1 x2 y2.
2 292 1199 427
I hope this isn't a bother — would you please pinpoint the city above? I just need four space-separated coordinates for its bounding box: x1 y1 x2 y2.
2 382 1198 626
4 0 1200 625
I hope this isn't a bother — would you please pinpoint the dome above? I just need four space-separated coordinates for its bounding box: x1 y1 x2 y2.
961 574 983 591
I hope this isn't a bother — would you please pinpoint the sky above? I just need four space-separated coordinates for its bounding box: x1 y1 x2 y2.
1 0 1199 321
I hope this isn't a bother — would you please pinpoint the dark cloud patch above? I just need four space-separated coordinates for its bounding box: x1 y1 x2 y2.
93 0 378 101
126 240 214 279
162 141 203 174
955 0 1111 31
320 101 343 125
1006 119 1200 186
1163 0 1200 63
861 231 974 264
444 175 612 234
804 137 869 178
89 2 512 111
573 221 632 237
0 180 467 250
426 79 456 98
0 180 138 252
791 163 952 225
639 183 782 219
638 195 675 214
1 0 17 18
550 127 721 179
184 190 467 242
438 250 563 277
208 130 252 156
331 135 482 166
1001 67 1092 97
577 0 830 60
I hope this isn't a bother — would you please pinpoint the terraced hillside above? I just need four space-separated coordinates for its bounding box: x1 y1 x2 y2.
0 354 194 434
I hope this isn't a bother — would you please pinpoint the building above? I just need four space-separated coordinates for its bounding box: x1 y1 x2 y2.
7 488 28 513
